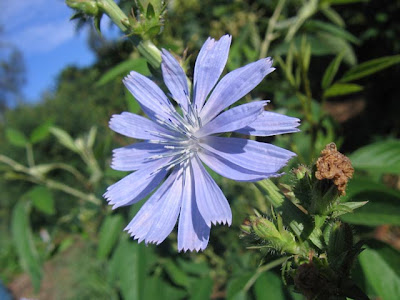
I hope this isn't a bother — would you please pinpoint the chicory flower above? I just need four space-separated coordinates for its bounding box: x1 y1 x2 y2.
104 34 300 251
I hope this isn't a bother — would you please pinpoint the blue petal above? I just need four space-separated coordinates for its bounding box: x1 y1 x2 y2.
161 50 190 112
191 156 232 227
111 142 169 171
125 170 178 243
200 58 275 124
195 101 267 137
235 111 300 136
200 136 296 174
193 35 232 111
198 149 281 182
177 165 210 252
103 158 170 209
123 71 176 121
145 169 184 245
109 112 178 140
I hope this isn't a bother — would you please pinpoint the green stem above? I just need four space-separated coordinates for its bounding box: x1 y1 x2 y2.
97 0 162 68
259 0 286 58
25 143 35 167
0 155 101 205
243 256 289 292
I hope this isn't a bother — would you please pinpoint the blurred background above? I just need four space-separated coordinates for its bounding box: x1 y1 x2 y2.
1 0 400 299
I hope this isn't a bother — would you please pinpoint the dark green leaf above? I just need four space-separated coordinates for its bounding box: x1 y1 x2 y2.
6 128 28 147
96 58 150 87
340 54 400 82
349 140 400 174
11 201 42 291
226 272 253 300
188 276 213 300
97 215 124 259
254 271 285 300
322 51 345 90
146 3 155 19
323 83 363 98
177 258 210 276
164 259 190 288
359 248 400 300
26 186 55 215
340 200 400 226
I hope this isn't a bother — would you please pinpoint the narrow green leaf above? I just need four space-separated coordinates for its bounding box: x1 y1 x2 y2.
96 58 150 87
322 51 345 90
254 271 285 300
30 120 53 144
50 127 79 153
359 248 400 300
349 139 400 174
321 7 345 27
6 128 28 147
26 186 55 215
340 54 400 82
305 20 360 44
11 201 42 291
325 0 371 4
97 215 124 259
323 83 363 98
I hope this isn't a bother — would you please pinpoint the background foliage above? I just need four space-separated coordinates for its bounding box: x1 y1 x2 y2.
1 0 400 299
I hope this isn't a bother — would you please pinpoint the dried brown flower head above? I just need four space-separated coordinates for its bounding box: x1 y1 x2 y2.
315 143 354 195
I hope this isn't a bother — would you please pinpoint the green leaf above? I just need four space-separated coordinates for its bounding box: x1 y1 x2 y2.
321 7 345 27
26 186 55 215
6 128 28 147
146 3 155 19
332 201 368 217
96 58 150 87
359 248 400 300
188 277 213 300
340 200 400 226
97 215 124 259
323 83 363 98
11 201 42 291
254 271 285 300
340 54 400 82
30 120 53 144
322 51 345 90
176 258 210 276
109 238 153 299
305 20 360 44
226 272 253 300
164 259 190 288
50 127 79 153
349 140 400 174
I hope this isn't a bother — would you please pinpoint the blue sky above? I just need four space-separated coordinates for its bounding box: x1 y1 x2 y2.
1 0 115 103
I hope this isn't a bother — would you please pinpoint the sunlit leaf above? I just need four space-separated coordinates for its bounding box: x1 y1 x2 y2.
26 186 55 215
30 120 53 144
349 140 400 174
359 248 400 300
6 128 28 147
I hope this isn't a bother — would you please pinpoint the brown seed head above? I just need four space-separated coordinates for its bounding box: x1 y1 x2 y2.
315 143 354 195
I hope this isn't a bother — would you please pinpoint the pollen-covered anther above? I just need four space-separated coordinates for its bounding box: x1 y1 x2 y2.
315 143 354 195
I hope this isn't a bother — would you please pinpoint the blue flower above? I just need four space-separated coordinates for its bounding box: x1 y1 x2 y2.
104 35 300 252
